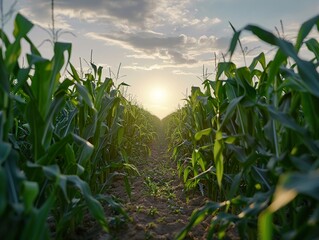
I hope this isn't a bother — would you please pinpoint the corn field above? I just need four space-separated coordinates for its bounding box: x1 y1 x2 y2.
0 14 157 239
164 15 319 240
1 11 319 240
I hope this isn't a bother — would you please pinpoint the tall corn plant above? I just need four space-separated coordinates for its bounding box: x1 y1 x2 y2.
0 14 108 239
67 63 142 199
122 101 158 159
173 15 319 239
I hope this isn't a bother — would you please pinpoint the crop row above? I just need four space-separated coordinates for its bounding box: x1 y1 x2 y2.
0 14 158 239
164 15 319 240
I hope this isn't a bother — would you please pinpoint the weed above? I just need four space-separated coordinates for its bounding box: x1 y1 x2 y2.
148 206 159 217
144 176 159 197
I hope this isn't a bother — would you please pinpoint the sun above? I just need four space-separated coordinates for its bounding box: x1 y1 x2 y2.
150 87 167 102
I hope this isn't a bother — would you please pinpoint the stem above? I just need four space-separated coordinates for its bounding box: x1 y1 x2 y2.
0 0 3 29
0 0 3 53
51 0 55 43
273 75 280 158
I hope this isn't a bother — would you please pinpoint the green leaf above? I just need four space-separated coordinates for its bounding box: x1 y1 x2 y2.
117 81 130 88
216 62 236 81
236 67 256 97
75 82 95 109
176 201 224 240
98 97 120 122
214 131 224 188
69 63 81 82
0 55 9 94
24 35 41 56
0 167 6 215
224 136 236 144
37 134 73 165
42 92 66 149
295 15 319 51
124 175 132 199
117 126 124 145
48 42 72 98
243 24 319 98
191 150 196 168
96 78 113 109
301 93 319 137
265 104 305 134
13 13 33 39
97 66 103 83
194 128 212 141
258 210 273 240
0 142 11 164
227 171 242 199
264 104 319 155
73 134 94 168
26 98 46 160
183 167 191 183
221 96 244 127
305 38 319 60
101 194 129 219
22 181 39 213
21 191 55 240
5 38 21 73
228 22 241 60
67 175 108 231
0 29 10 48
3 150 20 206
28 55 53 119
249 52 266 71
277 171 319 201
14 67 30 94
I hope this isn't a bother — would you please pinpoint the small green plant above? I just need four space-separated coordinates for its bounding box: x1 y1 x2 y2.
148 206 159 217
135 205 144 213
146 221 157 229
144 176 159 197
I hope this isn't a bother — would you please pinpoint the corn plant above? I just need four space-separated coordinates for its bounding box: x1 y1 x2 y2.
122 101 158 159
0 14 113 239
0 12 162 239
169 15 319 239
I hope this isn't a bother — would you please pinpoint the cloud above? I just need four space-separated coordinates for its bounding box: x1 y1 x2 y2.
87 30 229 66
123 61 205 71
18 0 228 68
19 0 195 29
123 64 166 71
172 70 198 76
19 1 72 29
181 16 222 28
19 0 223 31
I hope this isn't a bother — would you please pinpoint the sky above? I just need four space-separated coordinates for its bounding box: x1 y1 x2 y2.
2 0 319 119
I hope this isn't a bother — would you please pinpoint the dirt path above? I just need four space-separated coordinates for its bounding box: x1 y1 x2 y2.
103 127 210 239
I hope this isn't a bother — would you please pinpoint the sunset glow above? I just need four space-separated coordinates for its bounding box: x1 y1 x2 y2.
150 87 166 103
8 0 318 119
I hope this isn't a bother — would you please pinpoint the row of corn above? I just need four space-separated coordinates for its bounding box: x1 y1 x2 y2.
0 14 158 239
164 15 319 240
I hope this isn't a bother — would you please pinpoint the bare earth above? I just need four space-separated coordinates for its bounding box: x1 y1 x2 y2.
101 129 210 240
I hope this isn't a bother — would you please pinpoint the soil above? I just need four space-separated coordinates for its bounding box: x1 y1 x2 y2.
99 128 211 240
64 126 240 240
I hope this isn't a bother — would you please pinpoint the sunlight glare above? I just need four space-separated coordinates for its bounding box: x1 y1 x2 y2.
150 87 167 103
